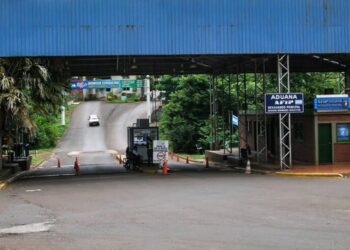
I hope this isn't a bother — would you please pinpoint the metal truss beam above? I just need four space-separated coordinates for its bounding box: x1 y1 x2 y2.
278 55 292 169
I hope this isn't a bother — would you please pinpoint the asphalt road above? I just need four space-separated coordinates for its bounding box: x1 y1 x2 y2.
41 101 147 168
1 173 350 250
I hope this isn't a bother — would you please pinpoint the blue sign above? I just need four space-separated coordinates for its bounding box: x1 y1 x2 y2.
314 95 349 112
265 93 304 113
232 115 239 126
71 80 121 90
71 79 144 90
70 81 88 90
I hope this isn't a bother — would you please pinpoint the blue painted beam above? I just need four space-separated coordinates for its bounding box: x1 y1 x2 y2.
0 0 349 56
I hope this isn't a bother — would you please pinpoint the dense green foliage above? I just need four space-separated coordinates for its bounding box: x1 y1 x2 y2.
159 75 210 153
0 58 69 169
290 72 343 108
156 75 181 101
107 92 140 103
30 108 66 149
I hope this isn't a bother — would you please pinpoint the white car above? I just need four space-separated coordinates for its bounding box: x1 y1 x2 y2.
88 114 100 126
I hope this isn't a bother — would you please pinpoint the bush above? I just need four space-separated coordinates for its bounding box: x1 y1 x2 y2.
107 92 114 101
31 108 66 149
169 124 197 153
159 75 210 153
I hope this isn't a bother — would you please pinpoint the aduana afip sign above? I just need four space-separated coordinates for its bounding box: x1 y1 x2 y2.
265 93 304 114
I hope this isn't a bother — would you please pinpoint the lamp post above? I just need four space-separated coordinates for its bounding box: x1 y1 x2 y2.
145 75 152 123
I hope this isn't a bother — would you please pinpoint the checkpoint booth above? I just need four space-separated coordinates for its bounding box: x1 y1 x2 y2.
126 119 159 167
239 94 350 165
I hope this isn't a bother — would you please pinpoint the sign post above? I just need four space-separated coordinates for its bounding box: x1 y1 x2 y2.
153 140 169 164
265 91 305 170
231 114 239 126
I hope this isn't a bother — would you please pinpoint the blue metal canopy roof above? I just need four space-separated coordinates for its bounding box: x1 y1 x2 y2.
1 0 350 57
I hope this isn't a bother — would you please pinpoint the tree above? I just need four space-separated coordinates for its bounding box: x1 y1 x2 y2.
160 75 210 153
156 75 181 102
290 72 342 108
0 58 68 169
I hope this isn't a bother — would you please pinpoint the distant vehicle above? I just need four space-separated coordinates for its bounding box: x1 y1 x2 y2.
88 114 100 126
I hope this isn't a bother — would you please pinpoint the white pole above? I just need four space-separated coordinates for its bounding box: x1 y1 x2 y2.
61 106 66 126
145 76 152 122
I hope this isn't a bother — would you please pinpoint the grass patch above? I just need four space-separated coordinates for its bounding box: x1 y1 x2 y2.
108 98 140 103
107 93 140 103
30 148 54 167
178 153 205 161
29 148 54 155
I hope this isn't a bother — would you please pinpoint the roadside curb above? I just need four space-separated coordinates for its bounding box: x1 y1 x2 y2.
0 171 28 190
275 172 344 178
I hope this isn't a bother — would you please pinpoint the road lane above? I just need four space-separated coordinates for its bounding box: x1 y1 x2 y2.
105 102 147 152
41 101 147 168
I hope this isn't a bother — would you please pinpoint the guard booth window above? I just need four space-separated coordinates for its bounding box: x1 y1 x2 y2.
293 122 304 141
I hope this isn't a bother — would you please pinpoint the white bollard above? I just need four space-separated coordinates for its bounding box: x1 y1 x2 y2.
61 106 66 126
245 159 251 174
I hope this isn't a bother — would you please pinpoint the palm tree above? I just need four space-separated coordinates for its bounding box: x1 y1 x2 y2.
0 58 68 170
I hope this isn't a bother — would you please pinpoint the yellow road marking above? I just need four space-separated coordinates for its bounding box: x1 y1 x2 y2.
275 172 344 178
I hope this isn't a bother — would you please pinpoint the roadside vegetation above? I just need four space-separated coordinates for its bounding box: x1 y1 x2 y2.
29 148 54 166
178 153 205 161
0 58 69 169
29 102 78 167
30 102 78 149
107 92 140 103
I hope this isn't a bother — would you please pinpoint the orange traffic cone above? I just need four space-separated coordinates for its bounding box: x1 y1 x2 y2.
74 156 80 175
163 160 168 175
57 158 61 168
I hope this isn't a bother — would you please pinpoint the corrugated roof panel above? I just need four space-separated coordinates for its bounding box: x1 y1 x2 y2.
0 0 350 56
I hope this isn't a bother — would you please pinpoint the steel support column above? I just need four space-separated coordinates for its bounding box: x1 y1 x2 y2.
210 75 219 150
237 68 248 158
345 69 350 95
221 75 226 154
278 55 292 169
254 59 268 162
228 74 233 154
